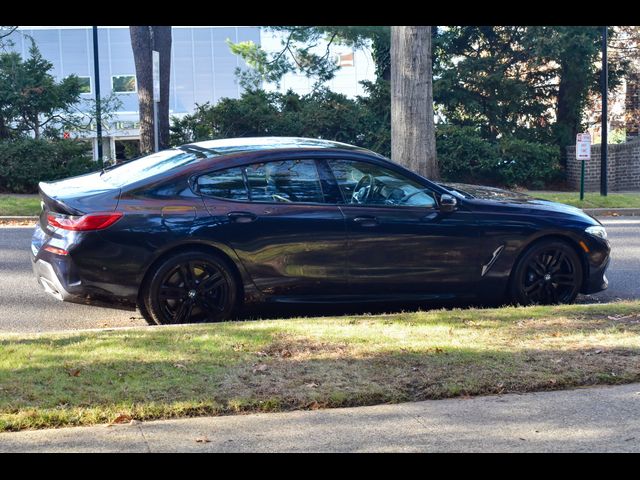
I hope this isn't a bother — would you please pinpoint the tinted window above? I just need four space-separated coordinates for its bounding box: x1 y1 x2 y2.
327 159 437 208
101 149 203 187
197 167 248 200
245 160 324 204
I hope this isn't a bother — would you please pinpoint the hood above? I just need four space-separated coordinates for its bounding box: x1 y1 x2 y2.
440 183 598 222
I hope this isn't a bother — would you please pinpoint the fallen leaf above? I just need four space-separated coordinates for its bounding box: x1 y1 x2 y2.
196 437 211 443
173 363 187 369
66 368 81 377
306 382 319 388
280 349 292 358
232 343 245 352
109 414 132 425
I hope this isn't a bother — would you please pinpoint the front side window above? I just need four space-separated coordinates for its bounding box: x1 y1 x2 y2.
245 160 324 204
327 159 437 208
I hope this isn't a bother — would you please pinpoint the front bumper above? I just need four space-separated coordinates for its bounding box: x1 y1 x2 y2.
580 235 611 294
581 253 610 294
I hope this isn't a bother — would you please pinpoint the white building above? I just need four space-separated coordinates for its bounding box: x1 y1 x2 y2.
2 26 376 160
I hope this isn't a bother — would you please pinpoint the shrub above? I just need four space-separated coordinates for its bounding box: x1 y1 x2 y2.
494 137 561 189
437 125 561 188
0 138 96 193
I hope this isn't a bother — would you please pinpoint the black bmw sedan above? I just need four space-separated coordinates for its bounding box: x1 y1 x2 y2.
31 137 610 325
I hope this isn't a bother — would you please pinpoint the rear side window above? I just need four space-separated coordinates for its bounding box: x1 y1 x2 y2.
196 167 248 200
245 160 324 204
195 159 325 204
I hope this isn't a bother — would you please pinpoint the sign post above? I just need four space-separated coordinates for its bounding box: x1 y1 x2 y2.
152 50 160 152
576 132 591 201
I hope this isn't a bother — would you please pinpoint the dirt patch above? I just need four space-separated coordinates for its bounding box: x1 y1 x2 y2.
256 333 352 359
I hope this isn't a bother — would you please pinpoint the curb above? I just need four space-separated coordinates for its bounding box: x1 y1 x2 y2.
0 216 38 221
583 208 640 217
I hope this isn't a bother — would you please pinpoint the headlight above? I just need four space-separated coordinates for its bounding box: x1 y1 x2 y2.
585 225 607 240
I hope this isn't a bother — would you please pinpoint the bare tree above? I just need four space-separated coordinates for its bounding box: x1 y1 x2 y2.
390 26 438 179
129 26 172 153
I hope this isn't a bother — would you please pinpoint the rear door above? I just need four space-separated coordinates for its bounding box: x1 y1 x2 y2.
196 158 347 297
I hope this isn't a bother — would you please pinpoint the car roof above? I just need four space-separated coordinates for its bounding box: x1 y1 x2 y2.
180 136 376 157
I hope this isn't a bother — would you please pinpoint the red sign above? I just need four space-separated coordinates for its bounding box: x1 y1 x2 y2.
63 132 70 139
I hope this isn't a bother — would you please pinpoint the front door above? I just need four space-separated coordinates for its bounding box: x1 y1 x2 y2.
324 158 481 299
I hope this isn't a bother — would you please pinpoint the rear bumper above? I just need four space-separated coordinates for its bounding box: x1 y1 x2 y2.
32 257 76 302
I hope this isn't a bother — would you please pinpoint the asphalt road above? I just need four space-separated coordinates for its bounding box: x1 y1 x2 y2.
0 216 638 333
2 382 640 452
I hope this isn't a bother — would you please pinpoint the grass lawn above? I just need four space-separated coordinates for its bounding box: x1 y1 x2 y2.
529 191 640 209
2 301 640 432
0 195 40 216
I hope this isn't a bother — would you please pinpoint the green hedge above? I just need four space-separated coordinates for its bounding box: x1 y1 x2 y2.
0 138 97 193
437 125 561 188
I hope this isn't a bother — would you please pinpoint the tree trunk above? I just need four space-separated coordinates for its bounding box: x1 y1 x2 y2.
390 26 438 179
625 69 640 139
130 26 172 153
556 60 583 169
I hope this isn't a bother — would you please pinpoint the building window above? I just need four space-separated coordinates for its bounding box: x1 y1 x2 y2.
336 52 354 67
78 76 91 94
112 75 137 93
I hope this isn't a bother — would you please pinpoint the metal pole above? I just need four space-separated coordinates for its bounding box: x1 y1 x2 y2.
600 26 608 196
92 26 103 169
580 159 585 201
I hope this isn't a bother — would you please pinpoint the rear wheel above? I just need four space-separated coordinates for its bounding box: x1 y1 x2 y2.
143 251 238 325
510 240 583 306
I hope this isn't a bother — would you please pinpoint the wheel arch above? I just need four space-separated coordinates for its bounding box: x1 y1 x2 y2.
136 241 250 309
508 233 589 292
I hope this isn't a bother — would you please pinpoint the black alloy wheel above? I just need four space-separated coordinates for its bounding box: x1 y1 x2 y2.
143 251 238 325
510 240 583 306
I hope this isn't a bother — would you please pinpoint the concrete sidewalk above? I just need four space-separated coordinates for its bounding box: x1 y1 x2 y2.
2 383 640 452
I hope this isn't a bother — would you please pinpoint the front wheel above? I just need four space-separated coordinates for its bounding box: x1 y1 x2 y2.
142 251 239 325
510 240 583 306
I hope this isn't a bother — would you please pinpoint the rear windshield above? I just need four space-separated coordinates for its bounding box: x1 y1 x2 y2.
100 149 204 187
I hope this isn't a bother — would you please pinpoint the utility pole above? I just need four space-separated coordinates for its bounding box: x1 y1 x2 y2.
600 26 608 196
92 26 103 169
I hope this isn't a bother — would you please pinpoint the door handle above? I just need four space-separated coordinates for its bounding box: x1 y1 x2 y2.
353 216 379 227
228 211 257 223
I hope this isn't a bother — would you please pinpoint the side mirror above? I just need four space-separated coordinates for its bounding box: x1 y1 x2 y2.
440 194 458 213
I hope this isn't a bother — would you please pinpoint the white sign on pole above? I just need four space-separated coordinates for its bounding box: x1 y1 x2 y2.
576 132 591 160
152 50 160 102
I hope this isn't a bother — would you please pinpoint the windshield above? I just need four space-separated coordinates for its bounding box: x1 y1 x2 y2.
100 148 205 187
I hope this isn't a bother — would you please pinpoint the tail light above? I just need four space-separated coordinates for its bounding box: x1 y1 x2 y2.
47 212 123 231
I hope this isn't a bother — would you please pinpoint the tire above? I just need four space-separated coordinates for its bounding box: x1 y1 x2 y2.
509 239 583 306
137 299 158 326
142 251 239 325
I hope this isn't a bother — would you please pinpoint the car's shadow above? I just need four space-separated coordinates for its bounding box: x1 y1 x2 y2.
236 299 508 322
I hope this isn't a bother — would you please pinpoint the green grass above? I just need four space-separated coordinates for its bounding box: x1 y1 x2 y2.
529 191 640 209
0 196 40 216
2 301 640 432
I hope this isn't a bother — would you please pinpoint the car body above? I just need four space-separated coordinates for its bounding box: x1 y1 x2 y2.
31 137 611 324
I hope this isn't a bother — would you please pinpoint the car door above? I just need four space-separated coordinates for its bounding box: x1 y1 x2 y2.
323 158 481 299
195 158 347 298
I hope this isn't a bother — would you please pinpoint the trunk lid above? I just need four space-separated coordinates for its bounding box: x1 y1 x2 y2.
38 171 121 231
